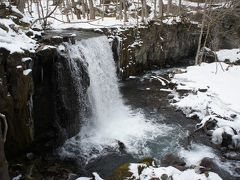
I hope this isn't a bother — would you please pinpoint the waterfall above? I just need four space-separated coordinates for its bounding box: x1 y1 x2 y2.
60 36 174 163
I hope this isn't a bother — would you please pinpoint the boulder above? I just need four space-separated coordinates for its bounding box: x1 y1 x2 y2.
161 154 186 171
200 157 235 180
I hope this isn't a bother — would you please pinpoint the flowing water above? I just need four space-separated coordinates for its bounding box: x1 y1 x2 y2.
59 36 185 166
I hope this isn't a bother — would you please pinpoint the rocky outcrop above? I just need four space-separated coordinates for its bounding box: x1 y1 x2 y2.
212 9 240 49
33 42 90 152
110 20 199 79
0 48 33 157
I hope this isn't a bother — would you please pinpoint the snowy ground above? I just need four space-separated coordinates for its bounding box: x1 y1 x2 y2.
171 62 240 147
0 7 38 53
216 48 240 63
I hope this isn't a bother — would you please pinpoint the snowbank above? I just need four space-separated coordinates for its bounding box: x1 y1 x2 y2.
171 62 240 148
216 49 240 63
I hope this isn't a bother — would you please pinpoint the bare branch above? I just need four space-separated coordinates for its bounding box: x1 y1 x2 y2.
31 0 62 27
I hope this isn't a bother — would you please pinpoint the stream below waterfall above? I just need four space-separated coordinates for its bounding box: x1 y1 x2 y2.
57 35 202 177
8 33 236 179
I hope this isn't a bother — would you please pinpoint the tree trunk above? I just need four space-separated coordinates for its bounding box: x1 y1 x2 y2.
167 0 172 15
195 1 208 65
82 0 86 19
178 0 182 15
158 0 163 17
88 0 95 19
16 0 25 13
119 0 123 19
123 0 127 22
153 0 156 19
101 0 104 20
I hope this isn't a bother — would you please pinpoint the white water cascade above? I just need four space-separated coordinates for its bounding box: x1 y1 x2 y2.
60 36 175 162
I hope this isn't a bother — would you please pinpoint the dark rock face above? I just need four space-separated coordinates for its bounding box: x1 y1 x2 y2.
161 154 186 171
0 48 33 157
111 22 199 79
33 44 90 152
213 10 240 49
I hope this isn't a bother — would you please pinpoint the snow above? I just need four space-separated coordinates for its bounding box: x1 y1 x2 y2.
170 62 240 176
76 178 91 180
172 169 222 180
92 172 104 180
76 172 103 180
216 49 240 63
163 16 182 25
23 69 32 75
129 163 147 179
172 63 240 127
58 44 66 51
21 57 32 62
42 45 56 50
0 18 37 54
212 127 225 145
12 174 22 180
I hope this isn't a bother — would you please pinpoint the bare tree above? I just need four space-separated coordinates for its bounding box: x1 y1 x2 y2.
16 0 25 13
153 0 157 19
141 0 147 22
158 0 163 17
178 0 182 15
195 1 208 65
118 0 123 19
167 0 172 15
123 0 128 22
88 0 95 19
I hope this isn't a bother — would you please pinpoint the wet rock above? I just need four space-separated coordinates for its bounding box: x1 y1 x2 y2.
161 174 168 180
167 94 175 99
198 88 207 93
41 35 63 45
11 18 30 28
200 157 235 180
0 22 8 32
230 114 237 119
200 47 216 63
62 33 76 44
223 152 240 161
222 132 233 148
26 153 35 161
25 31 34 37
161 154 186 171
0 48 33 157
33 43 90 152
194 166 210 174
117 141 126 153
